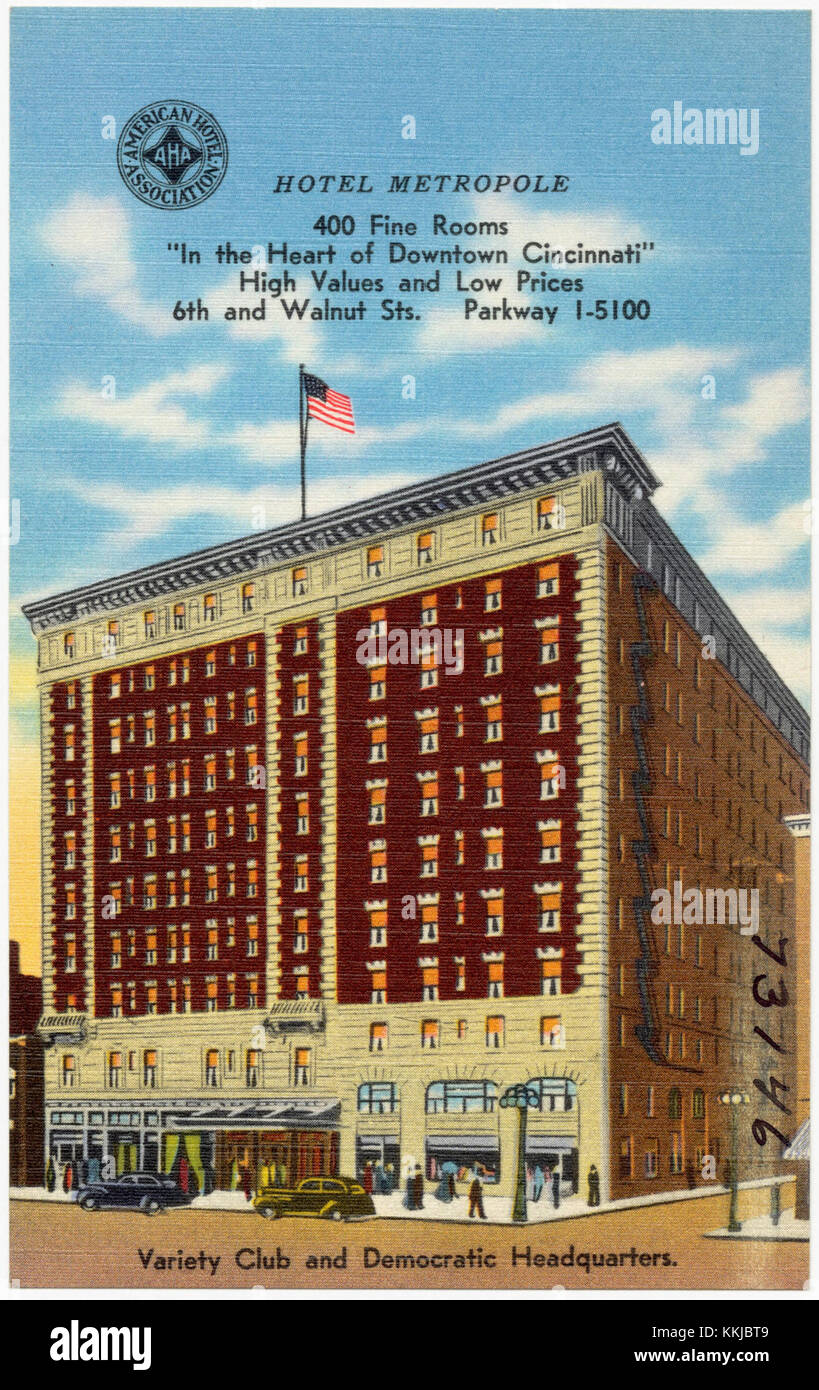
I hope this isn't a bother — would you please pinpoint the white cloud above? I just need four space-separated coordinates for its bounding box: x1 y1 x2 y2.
695 499 810 579
57 362 232 449
56 469 423 549
40 194 174 336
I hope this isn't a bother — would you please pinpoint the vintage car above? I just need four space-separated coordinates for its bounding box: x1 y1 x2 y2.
253 1175 375 1221
76 1172 193 1214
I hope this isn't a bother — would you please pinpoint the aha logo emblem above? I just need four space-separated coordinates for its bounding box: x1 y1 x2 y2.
117 100 228 208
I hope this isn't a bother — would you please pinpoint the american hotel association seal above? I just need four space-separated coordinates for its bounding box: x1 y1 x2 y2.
117 101 228 208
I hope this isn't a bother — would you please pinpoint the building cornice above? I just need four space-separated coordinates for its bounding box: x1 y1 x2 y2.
22 422 654 633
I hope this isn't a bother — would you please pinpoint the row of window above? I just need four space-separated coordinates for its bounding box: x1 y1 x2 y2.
58 500 565 665
64 861 261 919
80 805 261 865
618 1084 708 1120
60 755 265 803
103 693 259 751
106 975 260 1017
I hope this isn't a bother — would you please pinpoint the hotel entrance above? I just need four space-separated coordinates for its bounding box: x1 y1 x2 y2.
215 1129 340 1190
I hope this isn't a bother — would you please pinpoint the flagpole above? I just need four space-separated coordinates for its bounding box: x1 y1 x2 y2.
299 363 309 522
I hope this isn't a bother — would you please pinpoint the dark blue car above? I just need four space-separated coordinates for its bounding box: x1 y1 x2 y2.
77 1172 192 1214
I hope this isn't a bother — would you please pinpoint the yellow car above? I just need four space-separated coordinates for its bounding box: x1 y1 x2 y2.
253 1175 375 1222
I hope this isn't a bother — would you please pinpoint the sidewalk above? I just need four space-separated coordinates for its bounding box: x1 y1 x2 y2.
704 1208 809 1243
11 1175 794 1228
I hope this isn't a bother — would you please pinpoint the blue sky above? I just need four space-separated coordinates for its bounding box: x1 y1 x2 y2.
10 6 811 740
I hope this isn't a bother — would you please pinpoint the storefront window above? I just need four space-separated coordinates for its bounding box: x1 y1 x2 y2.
525 1077 577 1112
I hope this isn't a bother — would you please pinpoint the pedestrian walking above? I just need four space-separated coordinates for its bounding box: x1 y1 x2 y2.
241 1165 253 1201
551 1165 561 1209
587 1163 600 1207
412 1164 424 1210
363 1161 374 1195
468 1173 486 1219
532 1163 545 1202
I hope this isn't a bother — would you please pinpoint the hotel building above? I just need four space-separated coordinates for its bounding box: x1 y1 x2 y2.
23 424 808 1201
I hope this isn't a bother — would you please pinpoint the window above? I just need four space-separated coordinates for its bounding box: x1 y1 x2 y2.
541 958 562 996
367 905 387 949
420 901 439 944
420 837 439 878
294 1048 311 1085
358 1081 397 1115
487 960 504 999
142 1049 157 1087
106 619 120 651
539 818 561 863
537 495 563 530
670 1132 683 1175
538 562 559 598
368 665 386 701
246 640 258 668
481 633 503 676
540 1016 563 1048
63 933 76 974
292 565 308 597
482 763 502 808
482 513 499 546
692 1088 705 1119
174 603 185 631
294 856 309 892
293 626 308 657
483 696 502 742
144 610 157 639
619 1138 632 1180
63 830 76 869
481 895 500 939
421 963 439 1003
63 725 76 762
539 619 559 663
61 1054 75 1088
64 632 75 658
644 1141 659 1179
668 1087 682 1120
426 1080 497 1114
64 884 77 921
417 709 439 754
421 1020 439 1050
204 593 217 622
417 532 434 565
292 675 308 716
538 685 561 733
421 593 437 626
247 918 259 958
418 772 439 816
367 781 387 825
205 1049 220 1086
485 577 502 611
204 698 217 734
367 544 384 578
246 1049 260 1087
538 885 561 932
369 842 387 884
486 1015 504 1048
242 581 255 614
368 721 387 763
483 829 503 870
369 1022 388 1053
539 754 560 801
370 968 387 1005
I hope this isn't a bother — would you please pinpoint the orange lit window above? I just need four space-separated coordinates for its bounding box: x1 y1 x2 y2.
368 782 387 825
540 758 560 800
294 625 308 655
482 513 499 545
539 687 561 732
370 1022 388 1052
292 565 308 596
417 532 434 564
370 970 387 1003
485 896 504 935
419 774 439 815
541 960 562 996
369 724 387 762
293 676 308 714
242 581 255 613
485 577 502 611
64 632 75 658
539 886 562 931
539 818 562 863
484 639 502 675
538 562 559 598
483 766 503 808
486 1016 504 1047
369 665 386 700
421 1019 439 1048
537 496 562 530
541 1016 563 1047
540 624 559 663
64 726 76 761
367 544 384 577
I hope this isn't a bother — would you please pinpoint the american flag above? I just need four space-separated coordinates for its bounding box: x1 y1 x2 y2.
303 372 356 434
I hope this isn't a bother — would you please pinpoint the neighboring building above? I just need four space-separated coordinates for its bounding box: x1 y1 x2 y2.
10 938 41 1036
22 424 809 1200
783 813 810 1218
10 1035 45 1186
9 941 44 1187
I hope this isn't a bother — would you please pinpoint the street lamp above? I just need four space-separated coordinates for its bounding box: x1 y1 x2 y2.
500 1083 540 1223
717 1088 750 1232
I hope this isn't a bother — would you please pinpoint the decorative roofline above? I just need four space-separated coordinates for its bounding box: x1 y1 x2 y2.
22 422 653 631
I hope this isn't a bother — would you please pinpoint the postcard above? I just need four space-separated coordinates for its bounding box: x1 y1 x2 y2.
8 5 810 1312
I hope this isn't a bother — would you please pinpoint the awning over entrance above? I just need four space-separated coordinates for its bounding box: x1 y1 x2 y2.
526 1135 577 1154
166 1098 340 1128
264 1000 326 1033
